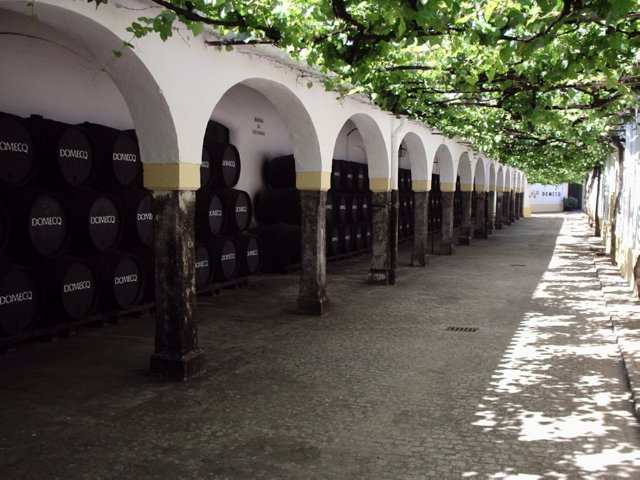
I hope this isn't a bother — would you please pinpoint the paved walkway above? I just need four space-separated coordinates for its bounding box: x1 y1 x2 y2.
1 213 639 479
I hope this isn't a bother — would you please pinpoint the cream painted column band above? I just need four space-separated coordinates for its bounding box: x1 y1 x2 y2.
441 182 457 193
144 163 200 191
460 183 473 192
412 180 431 192
370 178 392 192
296 172 331 191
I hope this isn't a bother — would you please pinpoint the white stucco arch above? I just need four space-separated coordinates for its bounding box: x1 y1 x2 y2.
399 131 428 191
458 152 474 191
434 144 455 191
473 156 489 192
489 162 498 191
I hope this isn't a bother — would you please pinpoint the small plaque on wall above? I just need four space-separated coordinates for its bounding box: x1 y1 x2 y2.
252 117 266 136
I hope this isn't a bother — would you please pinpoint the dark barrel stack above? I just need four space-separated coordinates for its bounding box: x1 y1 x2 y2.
429 173 443 235
0 111 147 338
398 168 414 241
195 120 260 289
252 154 302 272
454 176 463 228
328 159 371 257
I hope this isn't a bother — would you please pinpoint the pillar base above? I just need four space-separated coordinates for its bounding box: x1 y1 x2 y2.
439 242 454 255
410 252 428 267
458 236 471 246
298 295 329 316
149 349 206 380
368 269 390 285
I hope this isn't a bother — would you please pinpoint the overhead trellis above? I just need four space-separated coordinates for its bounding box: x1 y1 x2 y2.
93 0 640 183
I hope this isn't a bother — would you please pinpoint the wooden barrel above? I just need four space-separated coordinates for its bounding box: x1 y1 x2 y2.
219 189 252 234
200 146 212 190
326 224 341 257
81 122 141 188
249 223 301 272
118 189 153 249
195 242 212 290
325 193 334 224
255 188 300 225
346 194 359 223
360 222 372 247
207 142 241 189
68 191 122 253
352 163 367 192
339 225 351 253
359 193 370 222
27 116 96 188
90 252 144 311
234 233 262 276
33 256 97 321
207 237 238 281
205 120 230 145
0 262 42 335
0 113 37 187
331 160 353 192
350 223 364 251
0 199 8 254
4 189 69 258
330 191 347 224
196 190 225 237
267 154 296 189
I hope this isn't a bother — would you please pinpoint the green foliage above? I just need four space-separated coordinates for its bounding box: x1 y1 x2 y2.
95 0 640 183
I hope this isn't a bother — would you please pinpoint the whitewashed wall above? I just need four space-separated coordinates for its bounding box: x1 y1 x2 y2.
527 184 568 213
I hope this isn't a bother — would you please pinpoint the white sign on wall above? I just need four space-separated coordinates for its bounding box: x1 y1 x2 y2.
528 183 568 213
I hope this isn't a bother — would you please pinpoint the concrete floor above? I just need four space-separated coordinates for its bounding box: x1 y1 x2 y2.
1 213 639 479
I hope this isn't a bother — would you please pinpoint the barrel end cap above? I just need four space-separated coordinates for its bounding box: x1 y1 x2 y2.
149 349 206 380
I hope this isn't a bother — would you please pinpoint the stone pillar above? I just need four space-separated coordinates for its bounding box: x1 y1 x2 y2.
495 192 503 230
411 190 429 267
510 190 517 223
473 191 487 239
503 191 512 225
298 190 329 315
458 191 473 245
486 191 495 234
149 190 205 379
519 192 525 217
389 189 399 285
369 191 391 284
439 191 455 255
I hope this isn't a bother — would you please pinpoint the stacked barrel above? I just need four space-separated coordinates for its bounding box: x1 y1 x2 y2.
0 112 149 338
195 121 261 290
429 174 443 234
397 168 414 241
326 160 371 258
453 177 462 227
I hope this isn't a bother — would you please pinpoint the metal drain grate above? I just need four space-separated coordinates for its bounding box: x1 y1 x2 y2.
446 326 478 333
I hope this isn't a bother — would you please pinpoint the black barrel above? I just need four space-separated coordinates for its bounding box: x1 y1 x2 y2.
352 163 366 192
200 146 212 190
267 154 296 189
81 122 141 189
0 199 8 254
339 225 351 254
207 237 238 281
205 120 230 145
118 189 153 249
195 243 212 290
4 189 69 258
249 223 301 273
68 191 122 253
255 188 300 225
331 160 353 192
325 193 334 224
0 262 42 335
359 193 370 222
207 142 241 189
330 191 347 224
234 233 262 276
326 224 340 257
350 223 365 251
219 189 252 234
90 252 144 311
32 256 97 321
346 194 359 223
360 222 372 248
0 112 37 187
27 116 96 188
196 190 225 237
